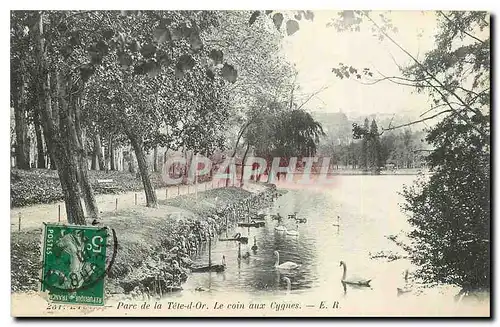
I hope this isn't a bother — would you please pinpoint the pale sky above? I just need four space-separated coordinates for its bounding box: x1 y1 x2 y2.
281 11 439 118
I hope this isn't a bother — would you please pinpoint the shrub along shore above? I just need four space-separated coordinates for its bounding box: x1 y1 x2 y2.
10 183 282 297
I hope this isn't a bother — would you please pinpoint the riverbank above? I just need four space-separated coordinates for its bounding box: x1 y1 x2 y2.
10 182 282 296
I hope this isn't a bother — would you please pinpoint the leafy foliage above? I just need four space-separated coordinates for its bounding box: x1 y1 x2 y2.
246 102 325 159
248 10 314 36
402 114 489 290
205 11 297 151
332 63 373 80
78 10 234 158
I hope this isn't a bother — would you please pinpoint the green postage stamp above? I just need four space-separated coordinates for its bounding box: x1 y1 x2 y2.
40 224 109 306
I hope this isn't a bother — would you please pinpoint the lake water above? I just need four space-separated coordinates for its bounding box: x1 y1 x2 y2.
165 175 489 316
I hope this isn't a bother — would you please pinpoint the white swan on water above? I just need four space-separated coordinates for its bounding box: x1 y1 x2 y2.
286 224 299 236
274 251 300 270
397 269 412 296
340 261 371 287
275 225 287 232
282 277 292 291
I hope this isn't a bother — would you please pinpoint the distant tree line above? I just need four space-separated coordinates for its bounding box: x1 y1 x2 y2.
317 116 427 172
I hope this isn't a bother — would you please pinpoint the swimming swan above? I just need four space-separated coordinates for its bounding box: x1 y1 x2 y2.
397 269 412 296
339 261 371 287
274 251 300 270
275 225 287 232
282 277 292 291
286 224 299 236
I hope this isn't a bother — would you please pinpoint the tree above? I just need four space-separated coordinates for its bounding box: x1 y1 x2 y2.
273 109 325 158
30 11 87 224
18 10 238 216
82 10 236 207
331 11 490 293
29 80 47 168
400 12 490 293
246 102 325 179
380 132 396 166
11 12 32 170
367 119 382 171
360 118 369 170
205 11 297 157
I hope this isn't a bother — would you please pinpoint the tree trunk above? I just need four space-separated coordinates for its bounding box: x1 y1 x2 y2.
49 152 57 170
110 136 115 170
240 143 250 187
35 12 85 225
91 151 97 170
128 151 136 174
33 104 46 168
153 145 158 172
73 96 99 219
93 134 105 170
104 140 110 172
231 121 251 158
14 58 30 170
56 73 87 224
127 130 158 207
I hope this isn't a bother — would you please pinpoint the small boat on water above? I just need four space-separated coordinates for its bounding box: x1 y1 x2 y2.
191 263 226 273
219 232 248 244
164 285 183 292
253 213 267 221
238 221 265 228
191 238 227 273
191 256 226 273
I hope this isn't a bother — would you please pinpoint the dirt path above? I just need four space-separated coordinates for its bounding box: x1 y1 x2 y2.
10 180 234 231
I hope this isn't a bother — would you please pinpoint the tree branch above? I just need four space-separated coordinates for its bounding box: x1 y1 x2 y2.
381 110 453 133
362 12 487 136
437 11 486 45
296 84 330 110
358 74 430 86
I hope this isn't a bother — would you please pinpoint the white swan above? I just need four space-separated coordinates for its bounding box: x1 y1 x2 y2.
274 251 300 270
397 269 412 296
340 261 371 287
286 224 299 236
275 225 287 232
282 277 292 291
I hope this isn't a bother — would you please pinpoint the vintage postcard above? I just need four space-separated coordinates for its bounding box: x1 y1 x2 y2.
10 10 490 317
